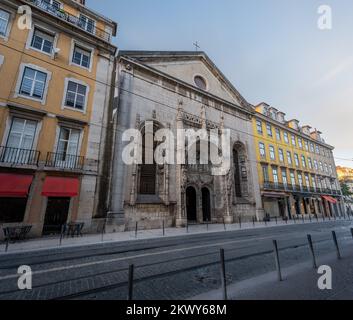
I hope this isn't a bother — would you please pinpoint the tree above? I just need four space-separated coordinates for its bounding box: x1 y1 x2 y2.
341 183 352 196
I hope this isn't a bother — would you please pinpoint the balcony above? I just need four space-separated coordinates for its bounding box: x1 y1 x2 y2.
0 146 40 166
46 152 84 170
25 0 111 42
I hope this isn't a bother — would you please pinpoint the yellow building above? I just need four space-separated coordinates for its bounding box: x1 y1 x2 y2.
252 103 344 220
0 0 117 237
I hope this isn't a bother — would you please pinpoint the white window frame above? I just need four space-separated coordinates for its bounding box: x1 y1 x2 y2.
269 145 276 161
0 6 13 41
52 125 83 161
26 23 58 58
69 39 94 72
79 14 96 35
14 63 52 105
62 78 90 114
259 142 266 158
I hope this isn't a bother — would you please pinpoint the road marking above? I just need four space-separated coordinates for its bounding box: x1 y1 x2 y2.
0 235 276 281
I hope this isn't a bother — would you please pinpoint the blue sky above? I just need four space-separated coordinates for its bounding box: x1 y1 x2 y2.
88 0 353 168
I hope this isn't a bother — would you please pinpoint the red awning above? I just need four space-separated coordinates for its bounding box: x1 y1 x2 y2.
322 195 338 204
42 177 80 197
0 174 33 197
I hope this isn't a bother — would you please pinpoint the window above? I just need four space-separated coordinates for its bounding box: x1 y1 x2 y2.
272 167 279 186
305 174 310 187
43 0 62 10
79 14 95 34
72 45 91 69
278 148 284 163
194 76 207 91
324 163 328 173
308 157 313 169
310 143 315 153
20 67 47 99
304 140 309 151
314 159 318 171
294 153 300 167
6 118 37 150
282 170 288 187
290 171 296 187
0 9 10 36
311 175 317 190
259 142 266 158
65 81 87 110
301 155 306 168
275 128 281 141
262 165 269 183
256 120 263 134
291 135 296 146
297 173 303 188
287 151 292 165
316 145 320 154
57 127 80 159
284 132 289 144
298 138 303 149
31 28 54 54
329 165 333 175
319 161 324 172
269 146 276 160
266 123 273 137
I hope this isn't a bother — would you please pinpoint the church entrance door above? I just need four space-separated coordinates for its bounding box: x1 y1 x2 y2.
202 188 211 222
186 187 197 222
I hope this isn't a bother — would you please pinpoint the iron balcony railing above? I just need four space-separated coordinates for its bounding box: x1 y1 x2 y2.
46 152 84 170
0 146 40 166
261 182 341 197
25 0 111 42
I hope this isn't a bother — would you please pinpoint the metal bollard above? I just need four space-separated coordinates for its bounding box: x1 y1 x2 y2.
253 216 255 228
162 220 165 236
275 217 278 225
294 216 297 224
239 217 242 229
135 222 138 238
186 220 189 233
101 219 106 242
5 237 9 252
127 264 134 300
309 215 312 223
206 219 209 231
332 231 342 260
59 224 64 246
223 217 226 231
316 214 319 223
272 240 283 281
219 249 228 300
307 235 318 269
302 215 305 224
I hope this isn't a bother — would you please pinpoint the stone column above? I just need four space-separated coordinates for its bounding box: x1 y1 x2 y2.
176 101 187 227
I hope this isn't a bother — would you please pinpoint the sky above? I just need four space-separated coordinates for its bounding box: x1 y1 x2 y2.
88 0 353 168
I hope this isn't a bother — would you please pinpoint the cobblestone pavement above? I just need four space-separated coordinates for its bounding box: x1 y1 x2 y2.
0 220 352 300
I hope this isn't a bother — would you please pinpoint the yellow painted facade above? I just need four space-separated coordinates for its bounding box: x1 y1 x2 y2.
252 103 343 219
0 0 117 237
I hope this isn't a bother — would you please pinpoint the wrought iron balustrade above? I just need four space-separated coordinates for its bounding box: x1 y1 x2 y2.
0 146 40 166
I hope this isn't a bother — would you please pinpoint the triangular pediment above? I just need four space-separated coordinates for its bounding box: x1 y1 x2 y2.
119 51 251 111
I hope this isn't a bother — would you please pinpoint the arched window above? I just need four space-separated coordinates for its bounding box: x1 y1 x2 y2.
233 148 242 197
139 122 160 195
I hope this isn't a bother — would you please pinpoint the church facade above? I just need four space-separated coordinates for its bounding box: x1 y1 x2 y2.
104 51 264 231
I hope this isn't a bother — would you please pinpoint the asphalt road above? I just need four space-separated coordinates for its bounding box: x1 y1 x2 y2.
0 220 353 300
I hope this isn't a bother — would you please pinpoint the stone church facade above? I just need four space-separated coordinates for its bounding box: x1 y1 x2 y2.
105 51 264 231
